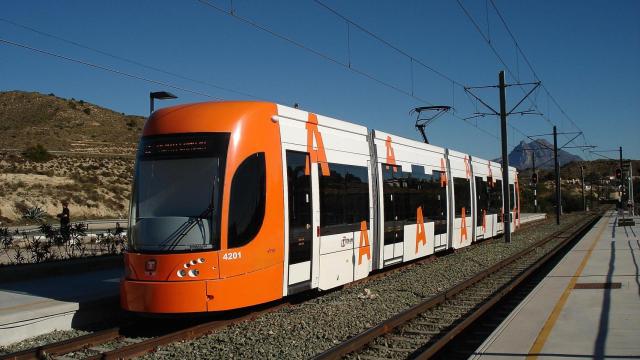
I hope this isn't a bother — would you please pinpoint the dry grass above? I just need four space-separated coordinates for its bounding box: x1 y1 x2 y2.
0 152 133 224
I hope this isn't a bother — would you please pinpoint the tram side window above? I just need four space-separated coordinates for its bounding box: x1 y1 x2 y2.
420 170 447 235
383 166 447 235
489 179 503 222
453 177 471 218
475 176 488 225
382 165 418 227
319 163 369 236
228 153 266 248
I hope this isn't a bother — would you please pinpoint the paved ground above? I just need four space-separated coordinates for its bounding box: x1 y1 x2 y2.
472 211 640 359
0 267 122 346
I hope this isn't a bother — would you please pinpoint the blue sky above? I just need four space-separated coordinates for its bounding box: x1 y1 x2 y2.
1 0 638 160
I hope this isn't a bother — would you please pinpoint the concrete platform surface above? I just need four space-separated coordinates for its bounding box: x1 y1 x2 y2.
520 213 547 225
0 267 122 346
472 211 640 359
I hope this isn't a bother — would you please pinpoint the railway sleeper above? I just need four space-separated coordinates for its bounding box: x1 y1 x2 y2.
369 344 414 353
386 335 429 344
403 327 442 336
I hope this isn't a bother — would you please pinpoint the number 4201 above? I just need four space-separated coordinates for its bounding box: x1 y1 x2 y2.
222 252 242 260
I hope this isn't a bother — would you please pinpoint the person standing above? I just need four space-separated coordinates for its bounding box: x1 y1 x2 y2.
58 201 70 241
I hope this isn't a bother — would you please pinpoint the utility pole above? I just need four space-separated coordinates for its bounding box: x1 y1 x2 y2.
499 71 512 243
580 165 586 211
553 126 561 225
528 130 589 224
532 153 538 213
464 72 540 244
619 146 624 211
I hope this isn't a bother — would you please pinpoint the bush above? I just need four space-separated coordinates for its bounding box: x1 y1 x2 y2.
22 144 53 162
83 108 91 115
68 101 77 109
22 206 47 223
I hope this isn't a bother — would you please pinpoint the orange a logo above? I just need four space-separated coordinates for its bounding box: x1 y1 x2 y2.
415 206 426 253
482 209 487 232
440 158 447 187
305 113 330 176
460 207 468 242
464 156 471 179
385 136 397 172
358 221 370 265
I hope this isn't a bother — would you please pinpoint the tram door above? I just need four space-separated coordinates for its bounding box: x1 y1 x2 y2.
382 164 404 265
286 151 314 293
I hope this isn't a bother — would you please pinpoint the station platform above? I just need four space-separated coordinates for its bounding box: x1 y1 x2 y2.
0 267 122 346
520 213 547 225
472 211 640 359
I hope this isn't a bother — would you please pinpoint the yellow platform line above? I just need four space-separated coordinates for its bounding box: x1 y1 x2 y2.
526 216 609 359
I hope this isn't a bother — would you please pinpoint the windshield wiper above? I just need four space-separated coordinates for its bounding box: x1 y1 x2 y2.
162 204 215 250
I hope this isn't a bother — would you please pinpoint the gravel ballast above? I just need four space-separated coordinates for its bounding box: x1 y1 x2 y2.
143 214 588 359
0 329 89 355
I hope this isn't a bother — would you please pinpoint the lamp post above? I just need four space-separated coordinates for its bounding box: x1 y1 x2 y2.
149 91 177 116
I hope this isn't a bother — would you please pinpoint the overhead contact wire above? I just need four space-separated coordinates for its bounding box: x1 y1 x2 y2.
0 17 259 100
197 0 502 141
487 0 590 145
0 38 222 100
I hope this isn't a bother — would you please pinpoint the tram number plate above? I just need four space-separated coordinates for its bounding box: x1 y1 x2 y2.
222 252 242 260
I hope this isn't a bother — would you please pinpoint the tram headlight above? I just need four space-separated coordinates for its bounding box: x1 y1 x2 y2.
188 269 200 277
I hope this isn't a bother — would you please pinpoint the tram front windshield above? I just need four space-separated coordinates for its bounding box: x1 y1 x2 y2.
129 133 229 252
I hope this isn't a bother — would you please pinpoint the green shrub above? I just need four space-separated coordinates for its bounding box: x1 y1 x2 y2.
22 144 53 162
83 108 91 115
22 206 46 223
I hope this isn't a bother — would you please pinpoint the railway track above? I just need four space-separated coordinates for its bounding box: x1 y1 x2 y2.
0 302 288 360
313 213 600 360
0 216 550 360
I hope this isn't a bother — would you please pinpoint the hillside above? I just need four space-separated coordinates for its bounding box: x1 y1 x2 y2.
559 159 640 179
0 153 133 224
0 91 142 224
0 91 144 154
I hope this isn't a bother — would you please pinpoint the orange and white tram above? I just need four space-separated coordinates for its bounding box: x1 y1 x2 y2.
121 101 520 313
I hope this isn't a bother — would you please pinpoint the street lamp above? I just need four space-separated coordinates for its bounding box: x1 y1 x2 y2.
149 91 177 115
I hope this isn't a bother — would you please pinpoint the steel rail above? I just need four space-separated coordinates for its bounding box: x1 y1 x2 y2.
87 302 289 360
0 328 121 360
414 213 599 359
313 213 599 359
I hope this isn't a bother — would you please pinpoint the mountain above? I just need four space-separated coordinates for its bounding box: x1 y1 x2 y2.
499 139 583 170
0 91 144 155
